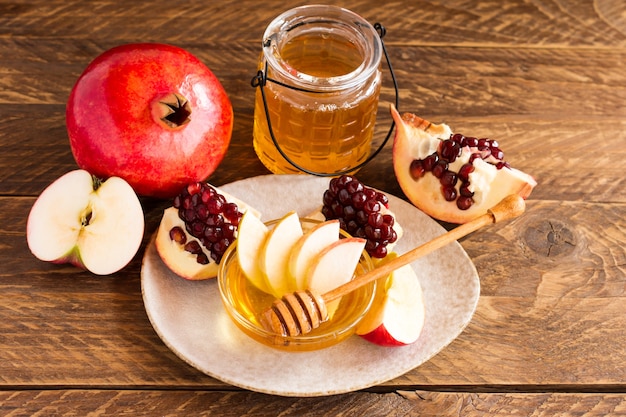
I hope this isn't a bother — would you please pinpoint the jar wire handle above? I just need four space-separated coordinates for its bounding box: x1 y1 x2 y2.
250 23 399 177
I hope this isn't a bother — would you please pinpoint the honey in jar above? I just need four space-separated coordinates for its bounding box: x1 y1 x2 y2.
252 5 383 175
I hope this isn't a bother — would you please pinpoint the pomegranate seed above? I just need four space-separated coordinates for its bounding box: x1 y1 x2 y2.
184 240 202 254
343 205 356 220
376 192 389 207
423 153 439 171
459 182 474 197
346 179 364 194
363 199 381 214
410 159 425 179
458 163 475 180
491 147 504 160
457 196 474 210
169 226 187 244
351 191 367 209
432 160 448 178
465 136 478 147
368 212 384 228
442 185 457 201
440 170 458 187
196 253 210 265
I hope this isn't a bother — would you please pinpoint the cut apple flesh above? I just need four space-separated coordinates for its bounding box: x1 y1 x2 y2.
27 169 144 275
356 256 425 346
236 210 271 293
306 237 367 317
288 219 340 290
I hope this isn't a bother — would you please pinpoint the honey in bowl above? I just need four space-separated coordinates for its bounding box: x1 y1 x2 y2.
218 218 377 352
252 5 383 175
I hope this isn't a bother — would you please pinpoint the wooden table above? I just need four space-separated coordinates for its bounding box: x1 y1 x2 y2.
1 0 625 415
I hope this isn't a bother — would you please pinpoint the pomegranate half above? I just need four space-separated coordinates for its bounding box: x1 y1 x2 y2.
391 106 536 224
66 43 233 198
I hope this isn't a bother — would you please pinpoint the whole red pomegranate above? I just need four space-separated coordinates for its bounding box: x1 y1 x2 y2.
66 43 233 198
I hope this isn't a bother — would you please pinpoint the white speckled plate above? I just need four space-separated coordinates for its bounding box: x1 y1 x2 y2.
141 174 480 397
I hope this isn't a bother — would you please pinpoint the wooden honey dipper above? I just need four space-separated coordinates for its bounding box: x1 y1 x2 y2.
259 194 526 337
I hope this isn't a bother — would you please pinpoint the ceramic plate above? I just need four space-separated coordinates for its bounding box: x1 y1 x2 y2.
141 174 480 397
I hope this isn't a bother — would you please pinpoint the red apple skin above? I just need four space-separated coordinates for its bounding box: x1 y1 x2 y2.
67 43 233 199
359 325 410 347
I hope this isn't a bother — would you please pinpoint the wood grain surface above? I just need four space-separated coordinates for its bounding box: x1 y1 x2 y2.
1 0 625 415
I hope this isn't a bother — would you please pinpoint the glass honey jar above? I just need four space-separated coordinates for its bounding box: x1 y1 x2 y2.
252 5 387 175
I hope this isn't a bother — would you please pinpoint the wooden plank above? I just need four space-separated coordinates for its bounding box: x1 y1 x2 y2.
2 198 624 388
0 390 625 416
0 0 624 47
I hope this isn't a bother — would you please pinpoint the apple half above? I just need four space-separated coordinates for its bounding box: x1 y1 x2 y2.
26 169 144 275
356 255 425 346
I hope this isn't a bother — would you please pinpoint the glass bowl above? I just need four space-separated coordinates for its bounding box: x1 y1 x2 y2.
218 218 376 352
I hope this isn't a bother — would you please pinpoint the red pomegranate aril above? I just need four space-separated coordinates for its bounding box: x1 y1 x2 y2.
432 160 448 178
184 240 202 254
169 226 187 244
469 153 482 163
458 163 475 180
351 191 367 209
364 225 382 240
456 196 474 210
343 205 356 220
382 214 394 226
440 170 458 187
348 220 360 235
368 212 384 228
338 188 351 205
440 140 461 162
491 147 504 160
331 201 344 217
423 153 439 171
410 159 426 179
196 253 210 265
195 204 209 220
376 192 389 207
442 185 457 201
364 199 381 214
356 210 369 225
465 136 478 147
451 133 464 143
459 182 474 197
346 179 364 194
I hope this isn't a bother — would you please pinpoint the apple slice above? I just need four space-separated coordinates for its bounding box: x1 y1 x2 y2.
236 210 271 293
306 237 366 317
259 211 303 298
356 255 425 346
288 219 340 290
26 169 144 275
